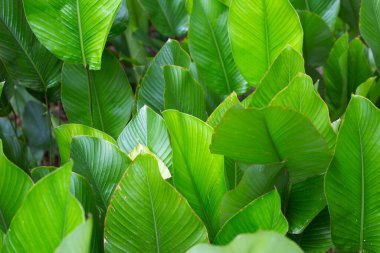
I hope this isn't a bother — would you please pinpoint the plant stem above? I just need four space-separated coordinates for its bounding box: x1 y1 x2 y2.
44 90 54 165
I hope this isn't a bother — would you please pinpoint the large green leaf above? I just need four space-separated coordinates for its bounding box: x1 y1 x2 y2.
71 136 131 214
207 93 240 128
188 231 303 253
117 106 172 169
215 190 288 245
325 96 380 252
291 209 332 253
137 40 191 112
220 163 284 222
360 0 380 70
23 0 121 69
0 0 61 91
211 105 332 183
298 11 335 67
324 35 373 120
55 123 116 164
163 65 207 120
269 73 336 150
0 140 33 232
286 175 326 234
62 51 134 138
3 162 85 253
228 0 303 85
339 0 360 35
189 0 246 95
139 0 188 36
244 47 305 108
290 0 340 29
163 110 226 239
55 218 93 253
104 154 208 253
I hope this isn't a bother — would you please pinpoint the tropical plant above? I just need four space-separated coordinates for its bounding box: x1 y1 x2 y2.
1 0 380 252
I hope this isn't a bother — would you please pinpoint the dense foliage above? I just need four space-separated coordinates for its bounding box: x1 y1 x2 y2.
1 0 380 252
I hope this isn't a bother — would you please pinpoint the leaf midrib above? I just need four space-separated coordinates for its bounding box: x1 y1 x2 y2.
0 17 47 89
358 124 365 252
200 4 232 93
76 0 87 67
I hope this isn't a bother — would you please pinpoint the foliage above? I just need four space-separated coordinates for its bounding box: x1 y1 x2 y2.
1 0 380 252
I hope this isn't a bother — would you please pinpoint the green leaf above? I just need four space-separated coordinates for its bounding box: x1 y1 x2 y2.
187 231 303 253
228 0 303 85
189 0 247 95
339 0 360 35
211 105 332 183
139 0 188 36
104 154 208 253
286 175 326 234
4 162 85 253
221 163 284 223
109 0 129 38
55 218 93 253
291 209 332 253
244 47 305 108
62 51 134 138
360 0 380 70
71 136 131 214
215 191 288 245
0 0 61 91
117 106 172 169
290 0 340 29
163 65 207 120
31 166 56 182
23 0 121 69
137 40 191 112
269 73 336 150
0 140 33 232
298 11 335 67
0 82 3 97
207 92 240 128
356 77 380 104
325 96 380 252
55 123 116 164
163 110 226 239
324 35 373 120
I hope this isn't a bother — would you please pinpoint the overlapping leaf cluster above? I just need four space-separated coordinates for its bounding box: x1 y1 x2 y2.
1 0 380 252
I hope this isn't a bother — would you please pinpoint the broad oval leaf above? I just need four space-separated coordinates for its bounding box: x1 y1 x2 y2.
71 136 131 214
360 0 380 70
55 218 93 253
244 46 305 108
137 40 191 112
299 11 335 67
215 190 288 245
163 65 207 120
163 110 226 239
0 140 33 231
207 92 240 128
189 0 247 95
325 96 380 252
104 154 208 253
269 73 336 150
62 51 134 138
139 0 188 36
187 231 303 253
4 162 85 253
228 0 303 85
118 106 172 169
324 35 373 120
55 123 116 164
211 105 332 183
220 163 284 222
290 0 340 29
23 0 122 69
0 0 61 91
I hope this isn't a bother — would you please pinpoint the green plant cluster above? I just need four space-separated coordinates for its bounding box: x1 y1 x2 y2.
1 0 380 252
